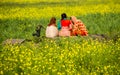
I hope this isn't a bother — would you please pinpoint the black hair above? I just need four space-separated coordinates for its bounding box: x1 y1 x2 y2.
61 13 67 20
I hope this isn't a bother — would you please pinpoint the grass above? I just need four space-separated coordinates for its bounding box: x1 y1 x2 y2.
0 13 120 43
0 0 120 75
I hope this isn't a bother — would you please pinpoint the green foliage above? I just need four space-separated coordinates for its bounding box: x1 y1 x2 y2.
79 13 120 35
1 38 120 75
0 0 120 74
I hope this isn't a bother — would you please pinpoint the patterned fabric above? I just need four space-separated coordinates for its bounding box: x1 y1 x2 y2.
71 16 88 36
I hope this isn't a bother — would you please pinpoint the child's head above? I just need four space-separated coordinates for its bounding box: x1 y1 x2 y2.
70 16 77 24
61 13 67 20
48 17 56 26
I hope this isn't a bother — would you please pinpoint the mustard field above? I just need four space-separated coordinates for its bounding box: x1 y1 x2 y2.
0 0 120 75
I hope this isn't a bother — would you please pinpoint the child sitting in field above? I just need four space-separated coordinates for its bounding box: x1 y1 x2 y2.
45 17 58 38
58 13 72 36
70 16 88 36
